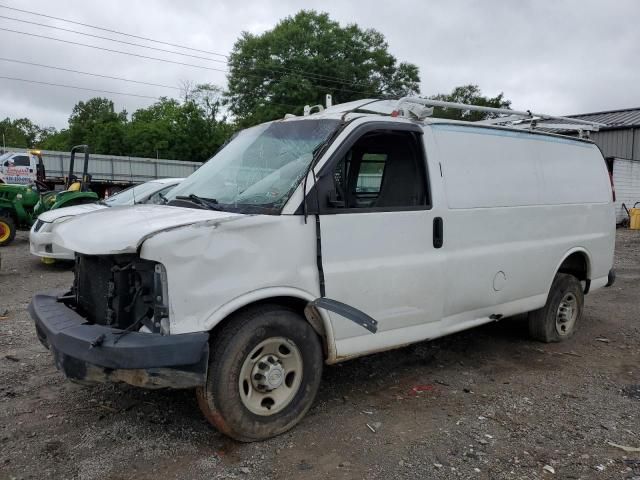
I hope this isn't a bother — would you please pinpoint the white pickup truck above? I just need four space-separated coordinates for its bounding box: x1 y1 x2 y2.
29 98 616 441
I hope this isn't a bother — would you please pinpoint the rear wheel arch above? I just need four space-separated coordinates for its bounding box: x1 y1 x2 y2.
556 249 591 281
547 248 591 296
536 249 591 305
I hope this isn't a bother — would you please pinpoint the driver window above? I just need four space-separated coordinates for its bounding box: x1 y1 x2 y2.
328 130 428 210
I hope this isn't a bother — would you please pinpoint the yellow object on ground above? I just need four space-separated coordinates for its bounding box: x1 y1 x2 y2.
0 220 10 243
630 208 640 230
41 257 55 265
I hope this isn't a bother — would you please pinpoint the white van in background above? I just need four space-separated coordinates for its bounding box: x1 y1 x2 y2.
29 98 616 442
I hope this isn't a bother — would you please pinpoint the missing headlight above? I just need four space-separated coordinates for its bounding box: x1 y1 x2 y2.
73 254 170 334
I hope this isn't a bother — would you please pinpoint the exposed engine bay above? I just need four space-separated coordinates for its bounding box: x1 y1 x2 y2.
70 254 169 334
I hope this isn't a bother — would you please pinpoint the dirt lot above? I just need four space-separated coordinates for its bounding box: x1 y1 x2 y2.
0 230 639 480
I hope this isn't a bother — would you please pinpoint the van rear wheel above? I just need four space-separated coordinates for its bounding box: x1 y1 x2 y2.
196 304 323 442
528 273 584 342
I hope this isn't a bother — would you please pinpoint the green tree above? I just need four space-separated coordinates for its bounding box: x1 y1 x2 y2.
38 128 70 151
68 98 128 155
227 10 420 126
127 98 182 159
430 85 511 121
0 117 44 148
126 90 233 162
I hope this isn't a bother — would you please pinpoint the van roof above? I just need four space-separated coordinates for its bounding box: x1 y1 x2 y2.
281 99 596 146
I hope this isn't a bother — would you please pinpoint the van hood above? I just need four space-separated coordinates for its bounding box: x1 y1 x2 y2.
53 204 242 255
38 202 105 222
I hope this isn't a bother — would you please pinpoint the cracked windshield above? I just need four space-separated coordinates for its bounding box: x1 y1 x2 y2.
167 119 339 211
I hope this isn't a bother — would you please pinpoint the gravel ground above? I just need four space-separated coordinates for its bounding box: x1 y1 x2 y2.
0 230 639 480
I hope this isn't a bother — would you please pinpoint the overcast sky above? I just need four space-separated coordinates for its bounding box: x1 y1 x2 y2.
1 0 639 129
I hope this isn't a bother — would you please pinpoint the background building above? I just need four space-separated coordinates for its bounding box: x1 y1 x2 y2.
570 108 640 223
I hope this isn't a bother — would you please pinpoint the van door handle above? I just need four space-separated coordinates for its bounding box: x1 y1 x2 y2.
433 217 443 248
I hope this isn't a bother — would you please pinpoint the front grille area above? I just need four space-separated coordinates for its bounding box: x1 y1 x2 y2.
73 254 163 331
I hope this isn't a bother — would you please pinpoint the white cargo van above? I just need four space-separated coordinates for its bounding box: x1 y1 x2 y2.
29 98 615 441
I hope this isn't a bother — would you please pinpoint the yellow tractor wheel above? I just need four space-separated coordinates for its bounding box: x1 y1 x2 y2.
0 215 16 247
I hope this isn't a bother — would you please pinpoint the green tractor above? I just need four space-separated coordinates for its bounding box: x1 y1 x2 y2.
0 145 99 246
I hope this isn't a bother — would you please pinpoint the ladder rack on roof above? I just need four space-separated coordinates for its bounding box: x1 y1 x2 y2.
393 97 607 136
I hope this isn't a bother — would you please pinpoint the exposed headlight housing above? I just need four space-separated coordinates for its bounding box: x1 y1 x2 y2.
154 263 170 335
73 254 170 335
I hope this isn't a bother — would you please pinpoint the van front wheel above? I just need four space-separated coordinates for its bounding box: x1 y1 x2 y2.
529 273 584 342
196 305 323 442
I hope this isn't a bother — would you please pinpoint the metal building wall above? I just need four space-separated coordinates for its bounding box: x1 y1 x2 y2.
591 128 640 223
590 128 639 160
612 158 640 222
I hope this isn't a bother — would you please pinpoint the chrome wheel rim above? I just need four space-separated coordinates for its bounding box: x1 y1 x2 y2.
238 337 303 416
555 292 578 336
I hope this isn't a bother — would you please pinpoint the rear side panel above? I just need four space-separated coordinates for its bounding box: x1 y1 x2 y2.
427 124 615 320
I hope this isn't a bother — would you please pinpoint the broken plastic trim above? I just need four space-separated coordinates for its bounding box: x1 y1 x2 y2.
310 298 378 334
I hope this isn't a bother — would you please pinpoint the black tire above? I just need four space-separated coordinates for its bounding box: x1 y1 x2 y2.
196 304 323 442
0 214 16 247
528 273 584 342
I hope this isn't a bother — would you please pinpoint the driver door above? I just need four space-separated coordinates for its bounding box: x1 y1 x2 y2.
314 123 445 357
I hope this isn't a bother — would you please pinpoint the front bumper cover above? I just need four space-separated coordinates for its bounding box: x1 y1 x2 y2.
29 291 209 389
29 230 75 260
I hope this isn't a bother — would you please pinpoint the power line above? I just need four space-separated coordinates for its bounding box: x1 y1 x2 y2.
0 57 180 90
0 3 228 58
0 3 366 87
0 13 364 87
0 26 379 96
0 27 229 74
0 14 228 65
0 74 304 111
0 75 161 99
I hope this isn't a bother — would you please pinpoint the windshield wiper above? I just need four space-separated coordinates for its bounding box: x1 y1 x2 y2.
158 192 169 204
176 194 224 211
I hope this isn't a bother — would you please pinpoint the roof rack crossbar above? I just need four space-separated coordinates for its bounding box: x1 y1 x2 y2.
523 123 599 131
394 97 607 127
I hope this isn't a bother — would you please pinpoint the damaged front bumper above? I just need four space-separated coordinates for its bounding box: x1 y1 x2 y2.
29 291 209 389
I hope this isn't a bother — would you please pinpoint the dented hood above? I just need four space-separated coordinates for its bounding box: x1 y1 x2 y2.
53 204 241 255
